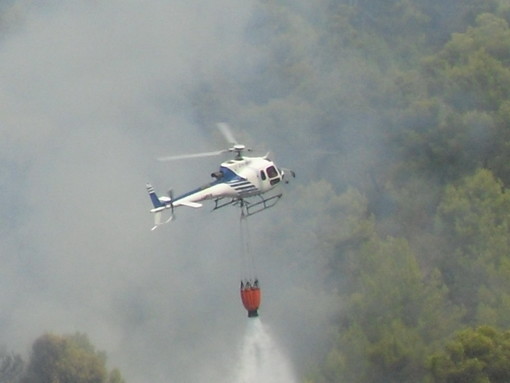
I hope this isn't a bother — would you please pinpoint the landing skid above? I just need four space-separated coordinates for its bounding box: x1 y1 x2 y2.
212 193 282 217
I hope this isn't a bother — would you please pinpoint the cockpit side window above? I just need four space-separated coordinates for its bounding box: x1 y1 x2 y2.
260 170 267 180
266 165 281 185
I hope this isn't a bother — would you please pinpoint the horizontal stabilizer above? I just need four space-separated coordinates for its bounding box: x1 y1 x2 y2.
178 201 203 208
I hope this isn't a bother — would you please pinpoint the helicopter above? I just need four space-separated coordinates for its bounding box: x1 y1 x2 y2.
146 123 295 230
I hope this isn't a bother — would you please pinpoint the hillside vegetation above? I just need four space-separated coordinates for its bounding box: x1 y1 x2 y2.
190 1 510 381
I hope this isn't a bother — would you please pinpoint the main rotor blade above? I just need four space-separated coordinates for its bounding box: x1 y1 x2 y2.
157 150 226 162
216 122 238 145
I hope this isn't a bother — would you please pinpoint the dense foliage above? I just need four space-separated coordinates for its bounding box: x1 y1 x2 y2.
189 0 510 382
0 333 123 383
23 333 124 383
429 326 510 382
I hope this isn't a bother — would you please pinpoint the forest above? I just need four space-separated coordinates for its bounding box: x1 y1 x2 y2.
202 0 510 382
2 0 510 382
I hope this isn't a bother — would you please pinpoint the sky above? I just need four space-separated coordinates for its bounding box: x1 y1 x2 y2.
0 1 334 382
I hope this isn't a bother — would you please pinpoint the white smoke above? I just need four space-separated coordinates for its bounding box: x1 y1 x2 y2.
0 1 335 382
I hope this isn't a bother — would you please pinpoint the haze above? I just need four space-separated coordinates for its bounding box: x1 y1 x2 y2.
0 1 333 382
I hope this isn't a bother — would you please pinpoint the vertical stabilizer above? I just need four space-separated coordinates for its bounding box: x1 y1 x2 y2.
147 183 164 209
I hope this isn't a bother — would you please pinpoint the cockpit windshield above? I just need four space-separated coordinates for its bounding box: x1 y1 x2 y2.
266 166 279 178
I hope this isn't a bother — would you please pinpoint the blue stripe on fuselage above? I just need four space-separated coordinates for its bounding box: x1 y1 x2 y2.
173 166 244 201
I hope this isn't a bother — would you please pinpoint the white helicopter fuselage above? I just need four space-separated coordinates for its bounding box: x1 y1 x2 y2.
173 156 283 205
147 155 287 229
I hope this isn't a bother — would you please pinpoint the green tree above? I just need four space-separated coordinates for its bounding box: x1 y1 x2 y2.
435 169 510 323
386 12 510 190
429 326 510 382
312 234 461 383
428 14 510 112
22 333 124 383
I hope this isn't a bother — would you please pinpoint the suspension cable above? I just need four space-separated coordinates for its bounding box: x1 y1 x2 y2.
239 201 257 281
